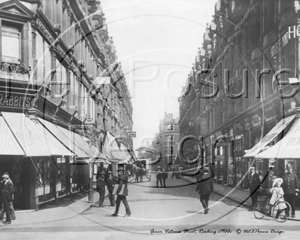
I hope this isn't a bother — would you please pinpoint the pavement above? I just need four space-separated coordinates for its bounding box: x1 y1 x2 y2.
181 175 300 221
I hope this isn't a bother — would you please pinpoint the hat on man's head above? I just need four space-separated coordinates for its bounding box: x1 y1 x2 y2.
250 167 255 170
203 167 209 173
108 171 112 174
2 174 9 179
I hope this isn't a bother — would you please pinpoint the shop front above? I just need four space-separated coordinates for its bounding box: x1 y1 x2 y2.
0 111 99 209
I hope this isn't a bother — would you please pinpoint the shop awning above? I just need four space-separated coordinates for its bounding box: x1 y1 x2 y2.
2 112 74 157
243 114 295 158
0 116 25 156
102 131 131 163
55 125 90 157
38 118 89 159
256 117 300 159
89 145 107 160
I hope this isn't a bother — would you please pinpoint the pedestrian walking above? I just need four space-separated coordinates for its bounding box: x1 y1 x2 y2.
196 167 213 214
156 166 162 188
248 167 261 211
1 173 14 224
282 163 299 218
97 171 106 208
161 168 168 188
112 167 131 217
106 171 115 207
135 168 140 183
269 178 287 218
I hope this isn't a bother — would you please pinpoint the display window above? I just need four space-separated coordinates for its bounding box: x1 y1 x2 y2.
36 158 52 197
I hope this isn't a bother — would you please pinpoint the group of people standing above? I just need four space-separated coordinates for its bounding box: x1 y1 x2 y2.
155 166 168 188
96 167 131 217
249 163 299 218
0 172 15 224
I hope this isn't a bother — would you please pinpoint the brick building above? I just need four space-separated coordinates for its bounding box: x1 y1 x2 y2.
179 0 300 192
152 112 180 170
0 0 132 209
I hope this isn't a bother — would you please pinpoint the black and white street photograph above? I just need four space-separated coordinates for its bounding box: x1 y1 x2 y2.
0 0 300 239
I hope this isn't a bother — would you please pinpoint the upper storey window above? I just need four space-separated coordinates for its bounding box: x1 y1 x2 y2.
1 21 21 63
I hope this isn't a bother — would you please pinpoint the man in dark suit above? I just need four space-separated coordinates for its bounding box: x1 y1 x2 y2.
1 173 13 224
282 163 299 218
106 171 115 207
249 167 261 211
112 167 131 217
97 171 106 208
196 167 213 214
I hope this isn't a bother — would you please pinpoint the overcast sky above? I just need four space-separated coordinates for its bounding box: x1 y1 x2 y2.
100 0 217 150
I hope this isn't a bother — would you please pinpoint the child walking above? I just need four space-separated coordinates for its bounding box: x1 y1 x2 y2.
269 178 287 218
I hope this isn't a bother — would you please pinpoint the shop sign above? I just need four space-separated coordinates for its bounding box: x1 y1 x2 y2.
269 159 275 168
0 93 33 108
252 114 261 127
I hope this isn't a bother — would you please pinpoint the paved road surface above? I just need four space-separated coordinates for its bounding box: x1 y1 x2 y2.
0 175 298 240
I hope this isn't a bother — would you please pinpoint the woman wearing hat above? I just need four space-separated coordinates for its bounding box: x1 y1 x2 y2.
269 178 287 218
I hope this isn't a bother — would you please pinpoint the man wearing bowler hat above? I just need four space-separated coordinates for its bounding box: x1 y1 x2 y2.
1 173 13 224
112 167 131 217
282 163 299 218
106 171 115 207
196 167 213 214
97 171 106 208
249 167 261 211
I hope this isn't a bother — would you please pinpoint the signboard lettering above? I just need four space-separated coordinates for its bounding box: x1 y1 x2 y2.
0 93 33 108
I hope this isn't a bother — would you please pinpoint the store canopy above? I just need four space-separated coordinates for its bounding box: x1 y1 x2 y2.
38 118 89 159
55 125 90 156
89 145 107 160
0 116 25 156
243 114 295 158
102 131 131 163
2 112 74 157
256 117 300 159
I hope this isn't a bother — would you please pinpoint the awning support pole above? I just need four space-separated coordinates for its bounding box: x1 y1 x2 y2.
88 159 94 203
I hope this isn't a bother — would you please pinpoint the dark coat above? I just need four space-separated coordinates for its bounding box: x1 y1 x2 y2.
116 174 128 196
1 179 14 200
162 171 168 179
106 177 115 192
282 172 299 195
97 176 105 192
156 170 162 179
196 173 213 195
249 172 261 193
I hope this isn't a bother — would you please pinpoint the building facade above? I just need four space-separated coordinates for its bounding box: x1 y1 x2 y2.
152 112 180 170
0 0 132 209
179 0 300 192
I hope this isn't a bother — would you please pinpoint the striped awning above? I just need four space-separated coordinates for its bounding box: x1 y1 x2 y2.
103 131 131 163
38 118 89 159
0 116 24 156
2 112 74 157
